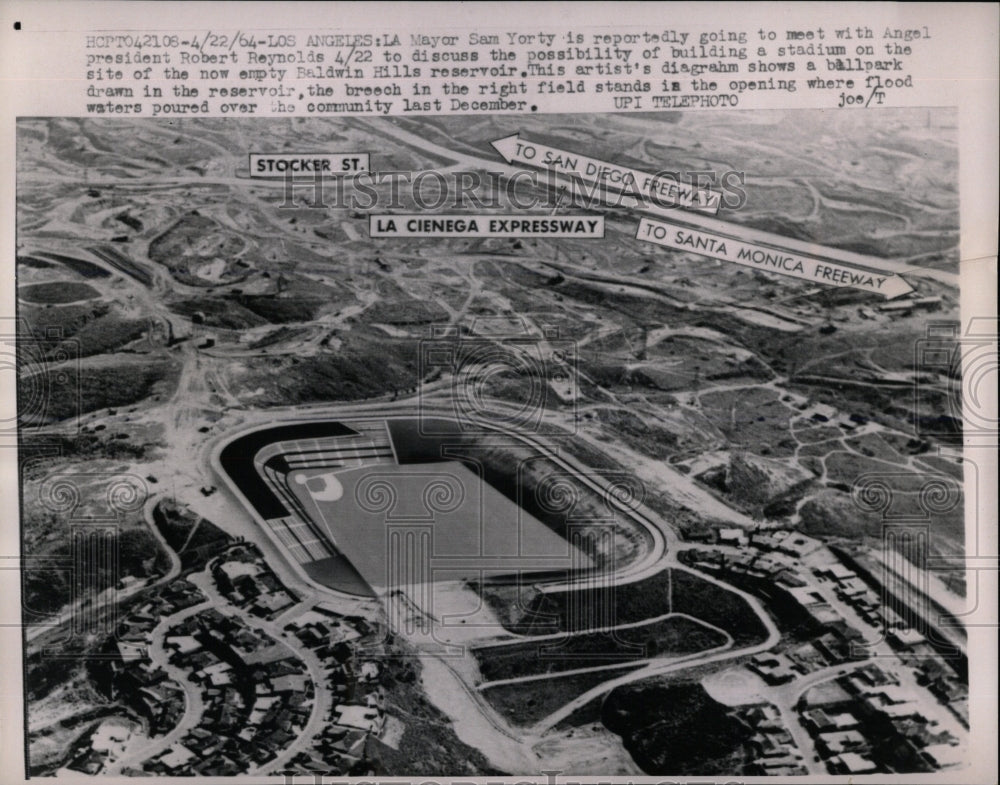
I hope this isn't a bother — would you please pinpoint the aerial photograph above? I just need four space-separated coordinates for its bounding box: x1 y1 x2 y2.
16 111 968 777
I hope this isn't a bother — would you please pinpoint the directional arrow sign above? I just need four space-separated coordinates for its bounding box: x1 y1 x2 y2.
491 134 721 215
637 217 914 298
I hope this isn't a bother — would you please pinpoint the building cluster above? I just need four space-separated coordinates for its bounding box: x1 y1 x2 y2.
814 562 969 728
914 656 968 728
279 606 388 776
108 581 207 733
681 525 968 775
212 549 297 619
146 606 313 775
146 545 389 777
681 531 868 668
73 539 396 777
748 627 865 685
64 580 207 774
683 527 824 584
813 562 884 632
797 662 964 774
113 579 207 662
63 719 139 777
735 704 808 776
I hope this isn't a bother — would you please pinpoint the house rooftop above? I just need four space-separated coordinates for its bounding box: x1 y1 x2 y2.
219 560 261 580
890 627 927 646
335 704 381 731
164 635 201 655
832 752 877 773
159 745 195 770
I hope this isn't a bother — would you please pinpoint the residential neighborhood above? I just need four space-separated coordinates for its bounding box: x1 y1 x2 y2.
683 525 967 775
61 544 397 777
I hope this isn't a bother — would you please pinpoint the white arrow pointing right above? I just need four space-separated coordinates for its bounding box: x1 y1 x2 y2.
491 133 721 214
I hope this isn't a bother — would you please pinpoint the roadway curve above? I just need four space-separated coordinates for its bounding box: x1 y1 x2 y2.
102 598 213 775
184 569 335 776
25 493 182 646
476 612 735 690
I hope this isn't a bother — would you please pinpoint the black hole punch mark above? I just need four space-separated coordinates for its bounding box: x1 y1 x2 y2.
14 21 22 30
